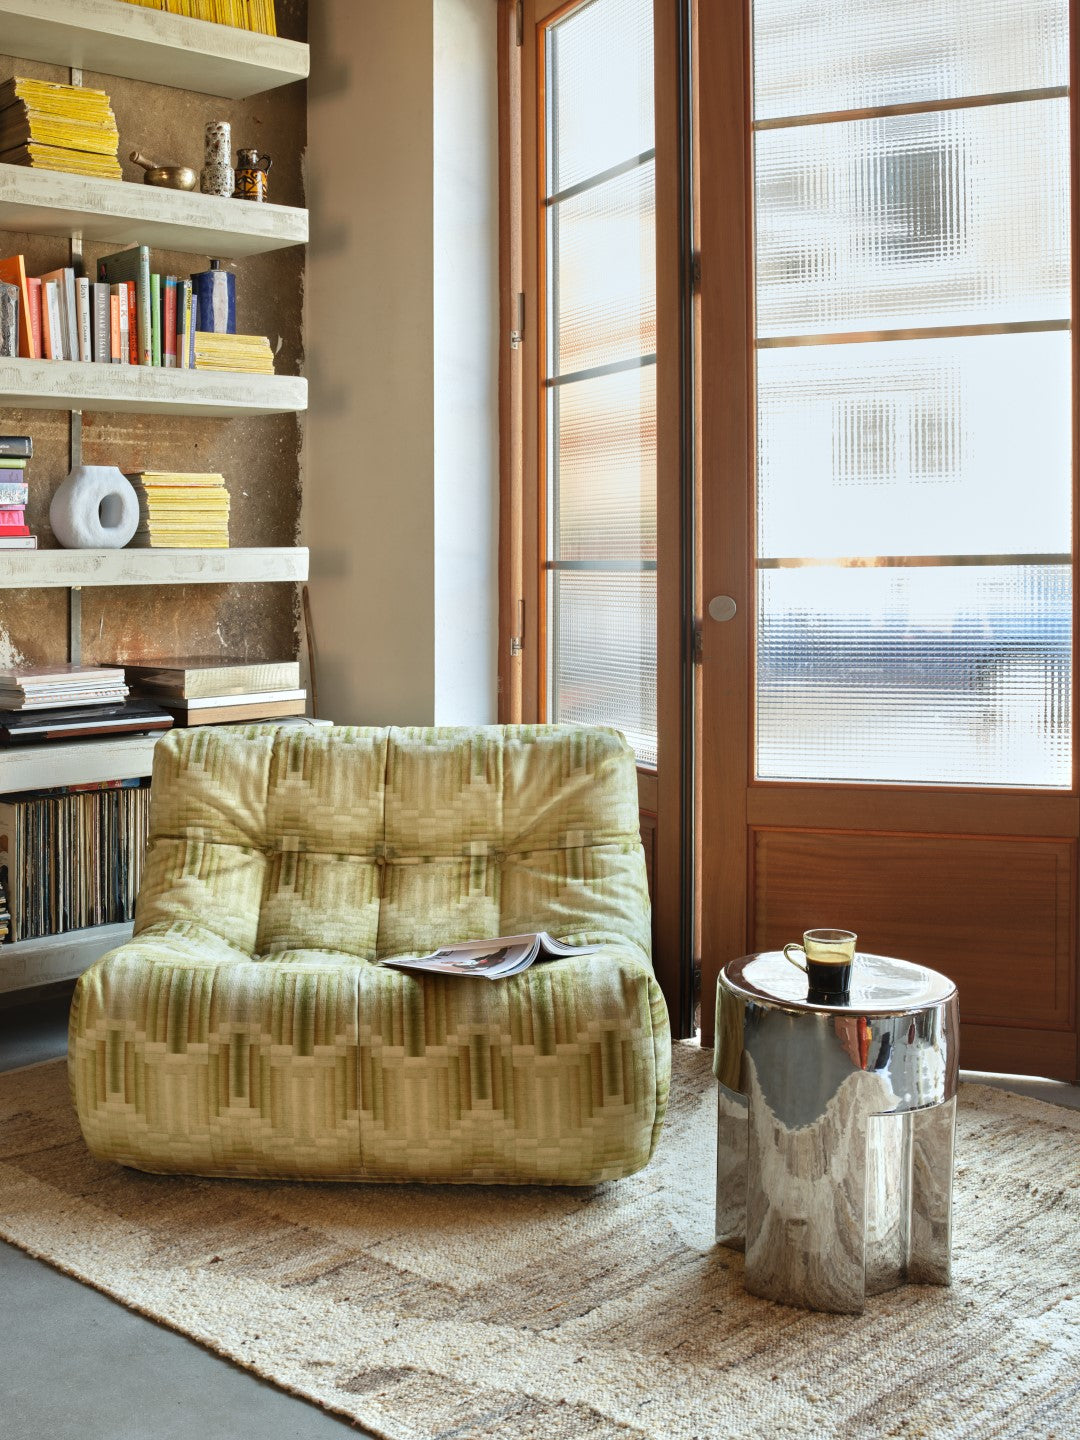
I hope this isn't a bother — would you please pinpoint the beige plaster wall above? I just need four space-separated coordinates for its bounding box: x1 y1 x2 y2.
305 0 498 728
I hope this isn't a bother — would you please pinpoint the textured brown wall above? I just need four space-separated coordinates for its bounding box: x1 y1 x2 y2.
0 0 307 673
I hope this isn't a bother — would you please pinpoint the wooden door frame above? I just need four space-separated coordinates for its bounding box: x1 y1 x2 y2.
498 0 694 1033
696 0 752 1047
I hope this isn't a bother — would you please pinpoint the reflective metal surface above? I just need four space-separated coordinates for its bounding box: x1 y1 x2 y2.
714 951 958 1313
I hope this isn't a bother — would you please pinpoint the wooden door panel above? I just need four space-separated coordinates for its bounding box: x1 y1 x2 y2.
752 829 1076 1032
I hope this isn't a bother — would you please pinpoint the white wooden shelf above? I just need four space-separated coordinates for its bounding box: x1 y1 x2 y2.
0 546 309 589
0 165 307 259
0 921 133 994
0 357 306 415
0 733 160 793
0 0 308 98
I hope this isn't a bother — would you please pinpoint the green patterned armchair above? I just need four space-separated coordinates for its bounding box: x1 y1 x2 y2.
70 724 671 1184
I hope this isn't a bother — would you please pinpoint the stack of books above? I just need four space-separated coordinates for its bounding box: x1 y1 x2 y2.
0 878 9 944
120 1 277 37
0 77 122 181
0 665 129 711
127 471 231 548
0 435 36 551
124 658 306 725
0 779 150 943
194 332 275 375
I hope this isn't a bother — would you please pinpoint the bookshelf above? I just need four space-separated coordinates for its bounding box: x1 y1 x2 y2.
0 4 311 995
0 0 308 100
0 732 160 791
0 546 309 588
0 164 308 259
0 922 134 994
0 359 307 416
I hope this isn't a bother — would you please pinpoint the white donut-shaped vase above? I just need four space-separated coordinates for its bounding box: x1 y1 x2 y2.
49 465 140 549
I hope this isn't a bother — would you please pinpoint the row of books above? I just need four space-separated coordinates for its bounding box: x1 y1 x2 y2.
0 780 150 943
0 253 199 367
0 434 36 552
0 77 121 181
120 0 277 37
130 471 231 548
0 660 306 728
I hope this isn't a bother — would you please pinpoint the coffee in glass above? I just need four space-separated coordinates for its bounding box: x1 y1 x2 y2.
783 928 857 1001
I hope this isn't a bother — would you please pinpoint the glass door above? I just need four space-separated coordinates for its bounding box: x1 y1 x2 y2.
698 0 1080 1079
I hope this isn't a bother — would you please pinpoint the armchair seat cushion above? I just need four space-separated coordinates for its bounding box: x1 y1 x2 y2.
70 725 671 1184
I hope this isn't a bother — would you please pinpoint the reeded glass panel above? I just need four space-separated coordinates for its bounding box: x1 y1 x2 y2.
757 565 1071 787
548 0 654 192
754 0 1067 122
752 0 1072 789
544 0 656 766
549 162 656 376
555 367 656 562
756 100 1070 336
757 332 1071 560
553 571 657 767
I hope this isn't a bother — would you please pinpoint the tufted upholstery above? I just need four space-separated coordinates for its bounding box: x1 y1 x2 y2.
69 724 671 1184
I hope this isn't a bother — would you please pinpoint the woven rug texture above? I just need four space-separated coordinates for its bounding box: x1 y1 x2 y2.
1 1044 1078 1440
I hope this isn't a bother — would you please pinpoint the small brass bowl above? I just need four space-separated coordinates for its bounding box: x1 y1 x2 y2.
142 165 199 191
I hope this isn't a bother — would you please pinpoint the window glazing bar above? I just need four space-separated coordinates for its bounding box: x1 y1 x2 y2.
758 553 1073 570
754 85 1069 133
546 353 657 387
545 147 656 207
757 320 1070 349
546 559 658 571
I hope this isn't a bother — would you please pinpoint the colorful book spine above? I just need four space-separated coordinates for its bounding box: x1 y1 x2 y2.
150 273 161 366
92 282 110 362
25 277 41 359
42 280 61 360
176 279 192 369
162 276 177 368
136 246 151 365
62 268 78 360
76 276 92 361
188 295 198 367
0 484 28 504
0 436 32 458
127 282 138 365
0 458 27 468
109 288 122 363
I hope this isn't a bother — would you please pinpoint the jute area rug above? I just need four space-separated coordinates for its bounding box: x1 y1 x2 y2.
1 1046 1078 1440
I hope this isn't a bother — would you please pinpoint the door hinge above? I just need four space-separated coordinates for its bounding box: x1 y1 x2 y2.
691 251 702 294
515 0 523 46
510 598 525 656
510 291 525 349
691 616 704 665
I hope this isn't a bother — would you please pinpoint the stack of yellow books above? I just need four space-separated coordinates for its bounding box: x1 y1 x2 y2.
119 1 277 36
193 332 275 375
0 78 122 181
127 472 231 549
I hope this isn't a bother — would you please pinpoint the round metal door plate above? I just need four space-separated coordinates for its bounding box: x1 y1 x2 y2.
708 595 737 622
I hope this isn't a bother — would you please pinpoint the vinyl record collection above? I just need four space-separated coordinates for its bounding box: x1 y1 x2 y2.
0 779 151 943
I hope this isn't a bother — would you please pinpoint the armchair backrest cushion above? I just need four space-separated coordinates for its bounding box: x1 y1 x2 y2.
134 724 652 964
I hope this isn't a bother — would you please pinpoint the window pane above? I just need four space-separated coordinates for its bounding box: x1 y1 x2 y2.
757 565 1071 787
555 366 656 562
549 161 656 376
548 0 653 193
756 100 1070 336
544 0 656 767
552 570 657 767
754 0 1067 122
757 332 1072 560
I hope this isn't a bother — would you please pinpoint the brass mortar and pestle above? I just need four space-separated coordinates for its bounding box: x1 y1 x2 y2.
130 150 198 191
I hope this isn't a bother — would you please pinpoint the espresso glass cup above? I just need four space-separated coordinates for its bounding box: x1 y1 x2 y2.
783 928 857 1000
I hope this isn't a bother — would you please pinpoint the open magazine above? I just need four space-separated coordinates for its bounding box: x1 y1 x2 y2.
381 932 599 980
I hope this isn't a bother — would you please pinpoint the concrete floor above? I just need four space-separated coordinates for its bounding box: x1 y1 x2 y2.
2 987 1078 1439
0 984 368 1439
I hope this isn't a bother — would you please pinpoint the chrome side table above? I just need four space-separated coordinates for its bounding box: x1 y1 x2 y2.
714 952 958 1314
